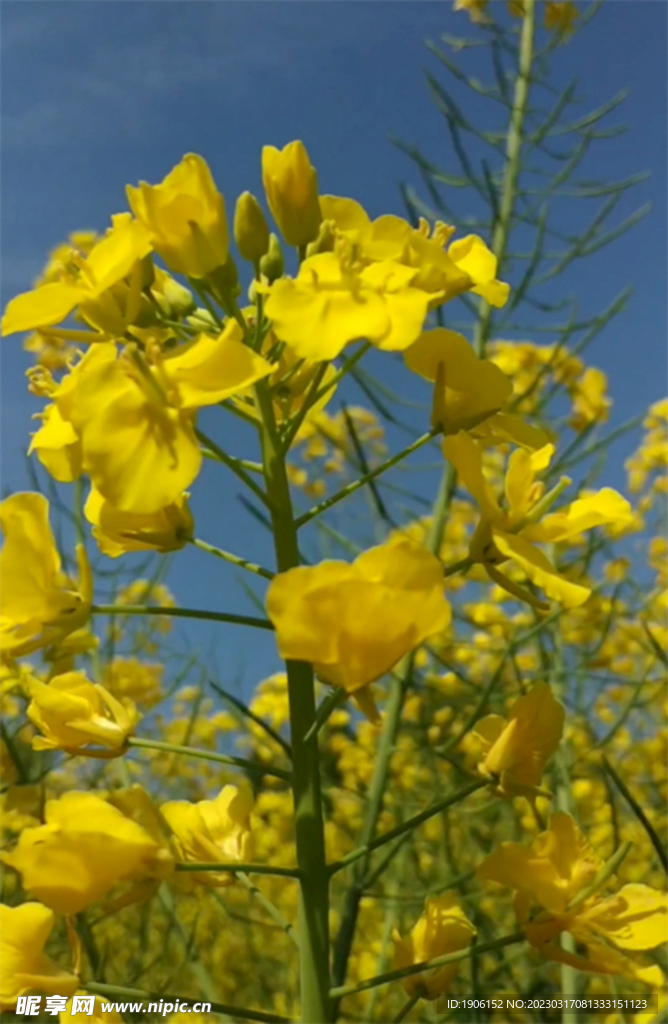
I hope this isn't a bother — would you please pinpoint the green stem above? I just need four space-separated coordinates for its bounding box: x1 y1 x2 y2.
236 870 299 946
328 779 486 875
83 982 291 1024
329 931 526 1001
126 736 290 782
91 604 273 630
175 862 300 878
473 0 535 357
256 379 332 1024
392 993 421 1023
282 362 330 450
294 428 440 529
191 536 275 579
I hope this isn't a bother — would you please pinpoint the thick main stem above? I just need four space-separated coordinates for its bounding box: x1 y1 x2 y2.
257 383 332 1024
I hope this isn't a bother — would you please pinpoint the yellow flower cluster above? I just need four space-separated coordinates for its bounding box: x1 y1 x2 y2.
0 136 664 1018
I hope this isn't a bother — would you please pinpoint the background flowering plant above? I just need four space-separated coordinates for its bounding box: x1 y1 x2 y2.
1 2 665 1022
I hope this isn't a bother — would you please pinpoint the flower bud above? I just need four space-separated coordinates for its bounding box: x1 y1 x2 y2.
259 233 284 283
127 154 228 278
261 141 321 247
234 192 270 263
305 219 336 259
155 275 197 320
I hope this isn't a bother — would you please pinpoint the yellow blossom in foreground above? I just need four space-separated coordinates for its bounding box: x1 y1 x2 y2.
392 895 476 999
448 235 510 307
262 140 321 248
262 250 430 361
404 328 512 433
28 402 83 484
25 671 139 756
319 197 508 309
2 791 174 915
0 903 79 1011
266 536 451 719
472 682 564 800
54 325 272 513
127 153 228 278
478 813 668 975
443 432 634 608
161 785 254 887
84 486 193 557
1 214 152 337
0 493 92 659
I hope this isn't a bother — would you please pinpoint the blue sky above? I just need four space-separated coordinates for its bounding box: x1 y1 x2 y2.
1 1 666 696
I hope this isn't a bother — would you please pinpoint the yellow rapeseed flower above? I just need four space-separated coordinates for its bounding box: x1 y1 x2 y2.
25 670 139 757
28 402 83 484
472 682 564 800
262 140 322 248
392 895 476 999
478 813 668 975
2 790 174 915
127 154 228 278
403 327 512 433
54 325 273 513
262 250 430 361
266 535 451 720
0 903 79 1011
544 1 578 37
84 486 194 557
443 432 634 608
0 493 92 659
569 367 611 432
319 198 508 309
161 785 254 887
1 214 152 337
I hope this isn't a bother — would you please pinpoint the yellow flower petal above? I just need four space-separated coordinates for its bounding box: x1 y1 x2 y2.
442 432 500 521
127 154 228 278
529 489 635 543
587 885 668 952
266 537 450 698
492 529 592 607
1 283 83 336
0 903 79 1011
162 321 275 409
262 141 321 248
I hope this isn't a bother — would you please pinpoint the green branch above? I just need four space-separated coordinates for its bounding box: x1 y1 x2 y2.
91 604 273 630
294 428 440 529
329 779 486 875
126 736 291 782
175 862 300 878
329 931 526 1000
191 537 275 579
83 982 292 1024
